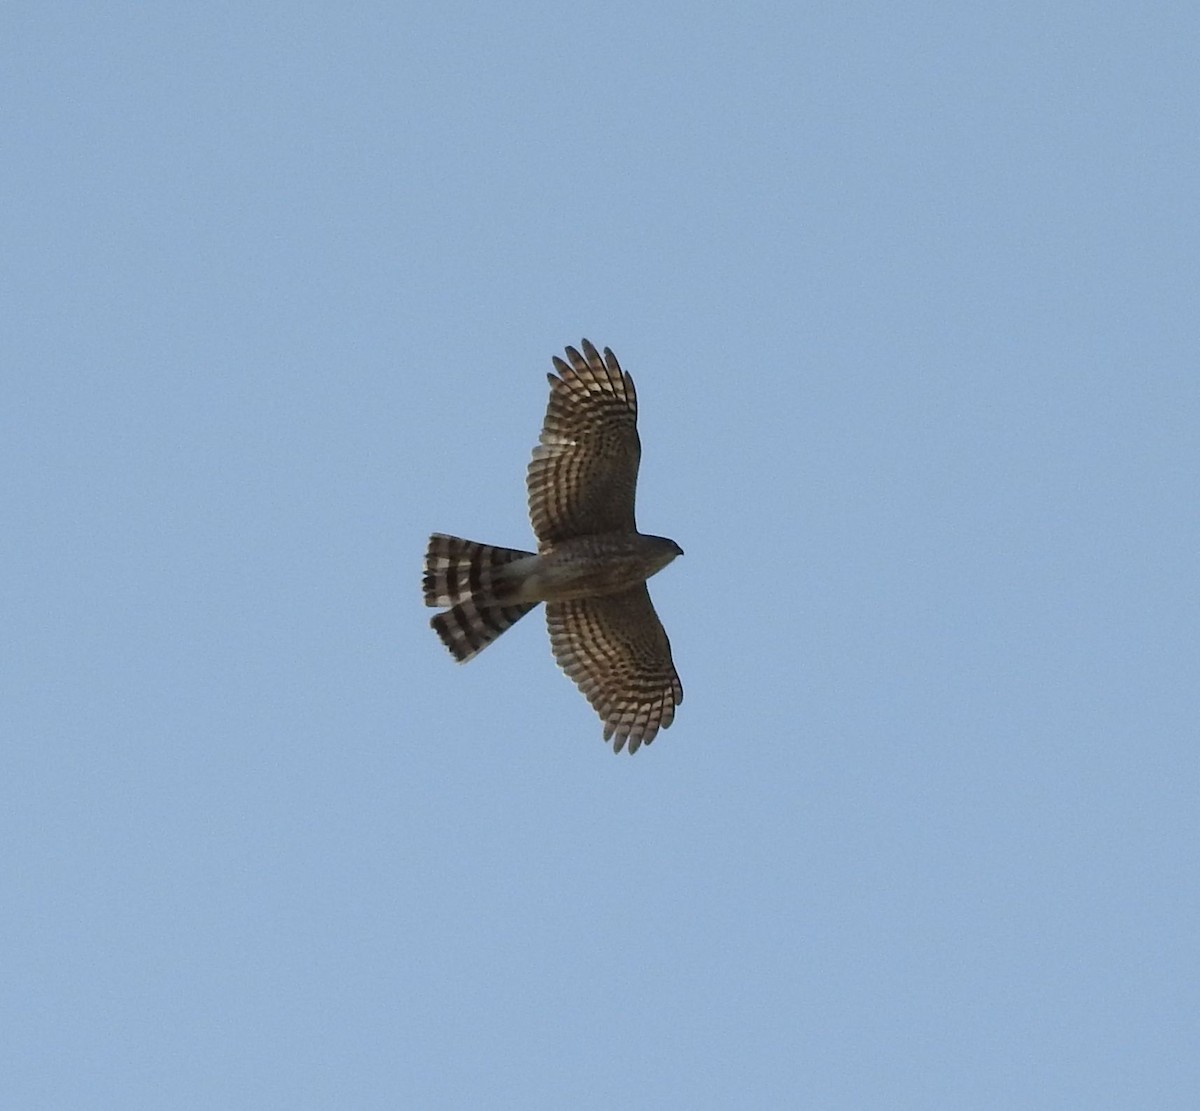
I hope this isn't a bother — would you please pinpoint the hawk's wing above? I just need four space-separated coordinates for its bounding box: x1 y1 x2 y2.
546 586 683 754
527 340 640 548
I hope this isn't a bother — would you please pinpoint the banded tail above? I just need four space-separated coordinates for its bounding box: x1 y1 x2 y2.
423 533 537 662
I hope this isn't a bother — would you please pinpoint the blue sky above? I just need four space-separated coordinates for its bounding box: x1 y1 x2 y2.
3 2 1198 1108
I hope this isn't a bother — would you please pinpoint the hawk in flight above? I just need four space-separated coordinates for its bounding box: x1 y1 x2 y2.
423 340 683 753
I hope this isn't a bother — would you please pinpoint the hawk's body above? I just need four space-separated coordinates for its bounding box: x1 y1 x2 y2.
423 340 683 753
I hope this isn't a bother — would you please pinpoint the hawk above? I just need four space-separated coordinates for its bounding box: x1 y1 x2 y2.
423 340 683 753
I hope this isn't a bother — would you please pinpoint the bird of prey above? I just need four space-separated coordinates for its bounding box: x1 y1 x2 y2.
423 340 683 753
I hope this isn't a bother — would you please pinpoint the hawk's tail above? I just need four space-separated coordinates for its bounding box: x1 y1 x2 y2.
431 598 537 663
424 533 537 663
423 533 534 606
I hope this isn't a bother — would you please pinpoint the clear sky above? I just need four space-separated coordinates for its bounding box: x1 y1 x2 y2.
4 3 1198 1108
